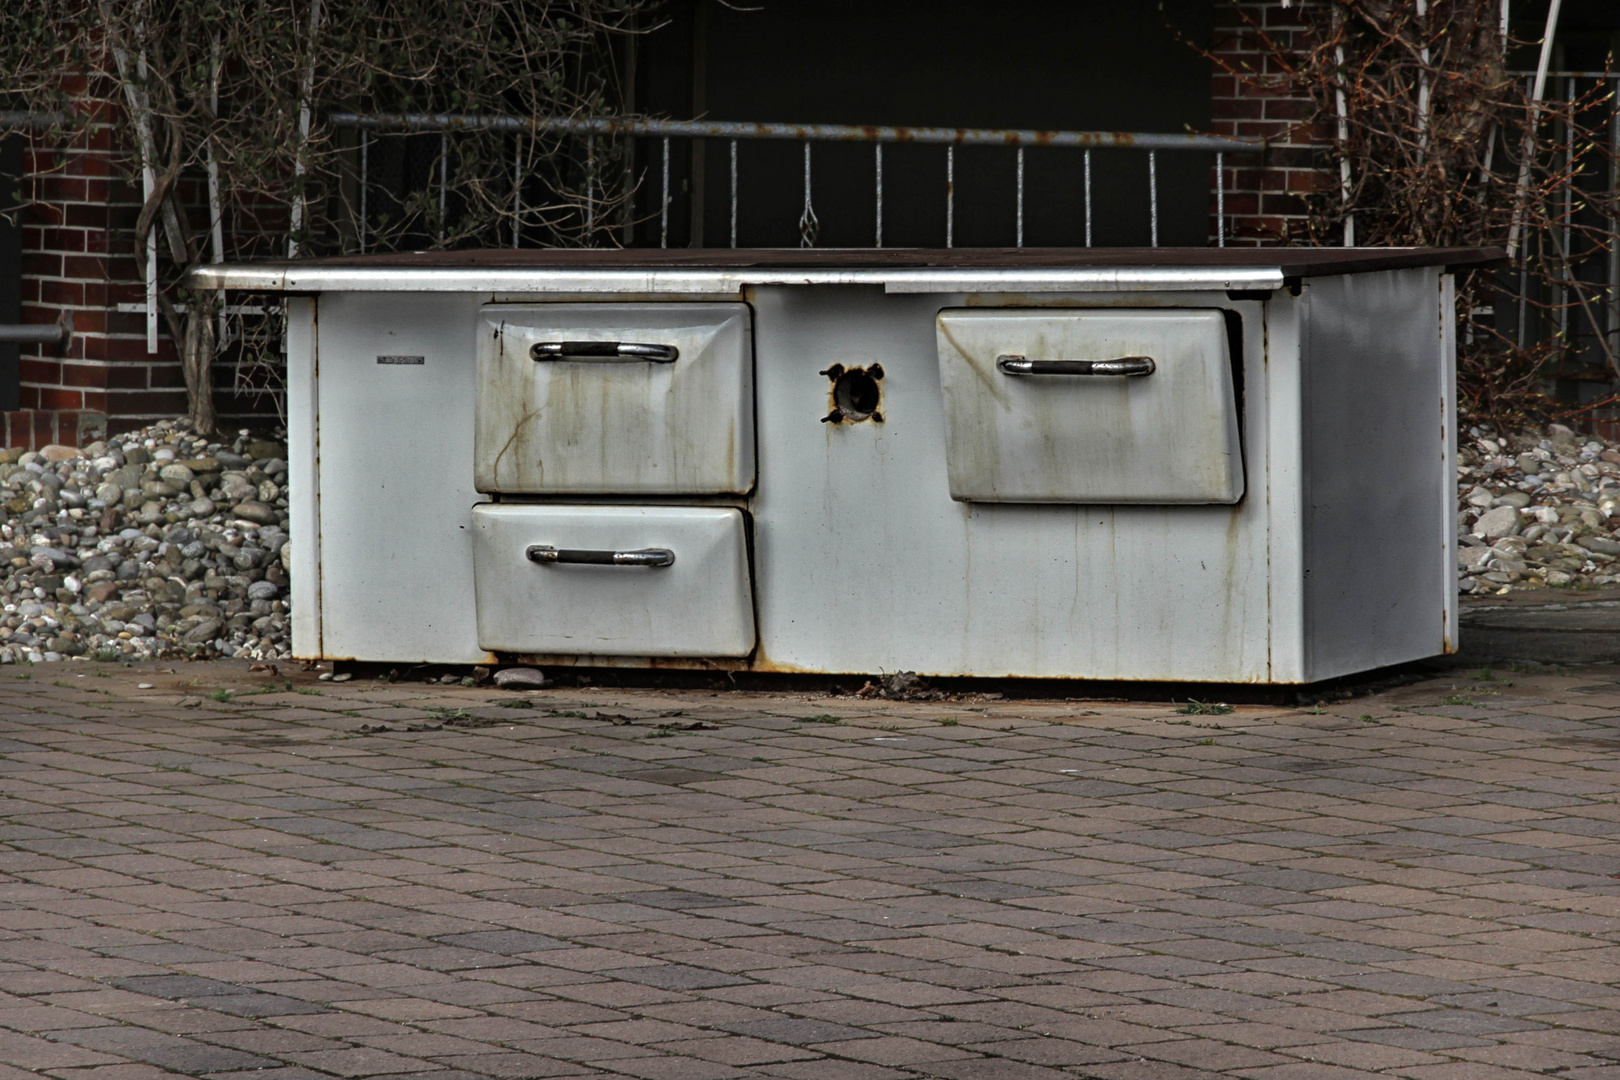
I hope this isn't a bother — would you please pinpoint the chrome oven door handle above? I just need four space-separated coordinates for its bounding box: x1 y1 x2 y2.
526 545 675 568
530 341 679 362
996 355 1156 377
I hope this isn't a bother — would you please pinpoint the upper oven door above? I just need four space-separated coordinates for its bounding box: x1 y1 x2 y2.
935 308 1243 504
475 302 754 495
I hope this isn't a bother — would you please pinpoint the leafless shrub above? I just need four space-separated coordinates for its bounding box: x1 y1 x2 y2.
0 0 657 430
1208 0 1618 424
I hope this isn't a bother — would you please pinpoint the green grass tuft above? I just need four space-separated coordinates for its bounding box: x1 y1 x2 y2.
1177 701 1233 716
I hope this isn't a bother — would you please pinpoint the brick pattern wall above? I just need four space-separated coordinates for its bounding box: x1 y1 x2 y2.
9 85 290 451
16 118 194 449
1209 1 1334 246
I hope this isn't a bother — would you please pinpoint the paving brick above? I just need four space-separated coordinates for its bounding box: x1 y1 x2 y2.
282 1047 440 1076
426 1054 590 1077
0 1028 123 1069
1 660 1620 1078
756 1062 909 1080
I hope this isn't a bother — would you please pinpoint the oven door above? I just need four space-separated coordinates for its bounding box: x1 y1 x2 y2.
475 303 753 495
935 308 1242 504
472 504 755 657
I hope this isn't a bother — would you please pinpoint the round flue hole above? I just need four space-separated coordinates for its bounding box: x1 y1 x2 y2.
833 368 881 420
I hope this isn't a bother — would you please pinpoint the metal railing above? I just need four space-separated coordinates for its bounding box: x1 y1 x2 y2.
1506 72 1620 372
0 112 67 130
328 112 1259 251
0 323 69 347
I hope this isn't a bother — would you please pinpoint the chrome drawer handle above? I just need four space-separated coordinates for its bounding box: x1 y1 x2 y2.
530 341 679 362
526 545 675 567
997 355 1156 377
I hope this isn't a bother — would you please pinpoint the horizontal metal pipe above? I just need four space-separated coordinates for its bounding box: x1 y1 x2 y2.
328 111 1258 153
0 111 72 129
1506 70 1620 79
0 324 69 347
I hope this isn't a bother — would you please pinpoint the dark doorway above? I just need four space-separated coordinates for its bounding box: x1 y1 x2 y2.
631 0 1215 249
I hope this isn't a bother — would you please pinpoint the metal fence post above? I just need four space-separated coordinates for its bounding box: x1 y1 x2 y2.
437 134 447 244
1149 150 1158 248
585 133 595 245
875 144 883 249
359 131 368 254
1084 148 1092 248
1016 146 1024 249
799 142 818 248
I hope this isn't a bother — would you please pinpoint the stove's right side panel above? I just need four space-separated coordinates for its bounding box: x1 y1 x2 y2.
1298 266 1454 681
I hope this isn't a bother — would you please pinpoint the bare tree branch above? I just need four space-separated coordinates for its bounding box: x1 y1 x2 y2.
0 0 658 429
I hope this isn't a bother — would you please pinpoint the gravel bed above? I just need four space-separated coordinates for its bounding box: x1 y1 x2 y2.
0 421 289 664
1459 421 1620 595
0 412 1606 666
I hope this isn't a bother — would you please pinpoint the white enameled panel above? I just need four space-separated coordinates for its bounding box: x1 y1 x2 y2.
935 308 1242 504
475 303 754 495
314 291 485 664
472 504 755 657
748 286 1272 683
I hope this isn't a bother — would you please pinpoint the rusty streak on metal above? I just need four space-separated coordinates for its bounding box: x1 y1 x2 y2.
328 112 1258 153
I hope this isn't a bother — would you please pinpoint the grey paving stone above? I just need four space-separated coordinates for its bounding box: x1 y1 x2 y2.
608 965 754 991
434 931 573 954
137 1045 283 1072
721 1019 879 1045
4 659 1620 1080
1342 1026 1496 1050
1430 992 1594 1016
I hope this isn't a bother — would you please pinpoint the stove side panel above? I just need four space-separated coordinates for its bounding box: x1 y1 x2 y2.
287 297 321 658
1299 267 1452 680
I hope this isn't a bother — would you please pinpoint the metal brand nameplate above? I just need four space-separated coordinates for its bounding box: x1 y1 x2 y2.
377 355 425 365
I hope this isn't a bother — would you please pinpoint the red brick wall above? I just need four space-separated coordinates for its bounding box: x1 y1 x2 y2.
16 118 192 448
10 94 279 449
1208 1 1333 246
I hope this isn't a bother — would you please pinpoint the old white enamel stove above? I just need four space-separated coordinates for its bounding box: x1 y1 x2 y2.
193 247 1495 684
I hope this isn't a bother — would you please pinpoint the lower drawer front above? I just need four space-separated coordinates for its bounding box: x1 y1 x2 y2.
472 504 755 657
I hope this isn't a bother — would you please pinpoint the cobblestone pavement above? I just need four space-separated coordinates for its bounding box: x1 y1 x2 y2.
1 661 1619 1080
